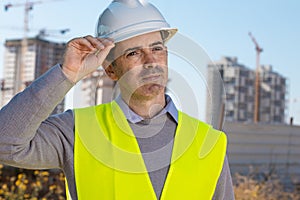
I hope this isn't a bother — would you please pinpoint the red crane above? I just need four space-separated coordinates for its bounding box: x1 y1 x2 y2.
249 32 263 123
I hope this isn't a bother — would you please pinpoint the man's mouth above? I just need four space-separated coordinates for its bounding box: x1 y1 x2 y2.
141 74 162 82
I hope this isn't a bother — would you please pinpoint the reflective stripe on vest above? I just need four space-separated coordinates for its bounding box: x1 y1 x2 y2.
70 101 227 199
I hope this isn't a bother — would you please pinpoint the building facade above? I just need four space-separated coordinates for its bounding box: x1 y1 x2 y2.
260 65 287 123
1 37 66 114
207 56 287 124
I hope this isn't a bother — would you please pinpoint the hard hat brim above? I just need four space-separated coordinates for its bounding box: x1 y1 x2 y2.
98 25 178 43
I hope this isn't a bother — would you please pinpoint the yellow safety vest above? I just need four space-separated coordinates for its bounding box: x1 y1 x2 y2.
69 101 227 199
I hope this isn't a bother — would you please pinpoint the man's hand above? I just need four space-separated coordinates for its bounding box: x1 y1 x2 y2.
62 35 115 83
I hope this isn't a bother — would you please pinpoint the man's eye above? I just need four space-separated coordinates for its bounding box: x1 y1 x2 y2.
153 46 164 51
126 51 139 57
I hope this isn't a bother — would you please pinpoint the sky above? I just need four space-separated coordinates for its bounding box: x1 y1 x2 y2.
0 0 299 124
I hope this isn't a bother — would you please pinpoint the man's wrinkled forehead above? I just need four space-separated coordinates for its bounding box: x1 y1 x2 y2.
114 31 164 55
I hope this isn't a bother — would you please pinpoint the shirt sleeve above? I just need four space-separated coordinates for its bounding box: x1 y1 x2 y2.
212 156 235 200
0 64 75 169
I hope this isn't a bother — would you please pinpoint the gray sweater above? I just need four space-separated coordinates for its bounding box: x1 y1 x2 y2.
0 64 234 199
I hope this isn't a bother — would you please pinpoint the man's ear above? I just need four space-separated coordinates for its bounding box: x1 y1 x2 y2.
104 64 118 81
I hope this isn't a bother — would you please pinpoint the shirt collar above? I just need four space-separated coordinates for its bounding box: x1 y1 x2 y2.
115 95 178 124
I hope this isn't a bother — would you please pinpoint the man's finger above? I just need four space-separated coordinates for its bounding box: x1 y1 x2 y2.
94 41 115 58
83 35 107 50
67 36 96 52
93 38 115 57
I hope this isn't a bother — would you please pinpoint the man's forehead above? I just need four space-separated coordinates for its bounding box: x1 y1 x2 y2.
115 31 163 52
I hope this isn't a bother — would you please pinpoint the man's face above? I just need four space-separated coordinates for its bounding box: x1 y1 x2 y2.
107 31 168 100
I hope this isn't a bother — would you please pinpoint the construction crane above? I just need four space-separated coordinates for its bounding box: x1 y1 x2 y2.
0 26 70 39
4 0 63 94
36 28 70 39
249 32 263 123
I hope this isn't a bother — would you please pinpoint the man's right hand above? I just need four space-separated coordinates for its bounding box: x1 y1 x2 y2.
62 35 115 83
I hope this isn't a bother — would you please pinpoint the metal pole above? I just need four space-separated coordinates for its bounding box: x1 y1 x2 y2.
254 50 261 123
15 0 29 93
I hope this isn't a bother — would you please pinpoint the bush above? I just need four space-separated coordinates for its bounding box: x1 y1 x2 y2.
0 164 65 200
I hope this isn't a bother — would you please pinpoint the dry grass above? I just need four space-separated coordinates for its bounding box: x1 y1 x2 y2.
0 164 299 199
233 170 300 200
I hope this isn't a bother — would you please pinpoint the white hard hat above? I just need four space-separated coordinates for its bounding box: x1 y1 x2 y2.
96 0 177 43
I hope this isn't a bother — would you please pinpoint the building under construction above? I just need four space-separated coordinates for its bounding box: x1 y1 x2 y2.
207 56 287 124
0 37 66 114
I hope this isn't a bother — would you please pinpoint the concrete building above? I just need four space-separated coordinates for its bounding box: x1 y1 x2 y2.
1 37 66 114
80 69 116 107
206 60 227 129
260 65 287 124
224 122 300 184
207 56 287 124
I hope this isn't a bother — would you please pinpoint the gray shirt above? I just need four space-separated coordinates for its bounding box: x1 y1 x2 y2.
0 64 234 199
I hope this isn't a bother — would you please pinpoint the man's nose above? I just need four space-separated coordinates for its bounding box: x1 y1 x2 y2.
143 50 156 68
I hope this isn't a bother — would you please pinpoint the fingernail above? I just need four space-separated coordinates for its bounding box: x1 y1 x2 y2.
99 44 105 49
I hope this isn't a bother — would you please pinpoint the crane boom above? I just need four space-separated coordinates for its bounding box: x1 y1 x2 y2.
249 32 263 123
5 0 63 10
249 32 263 53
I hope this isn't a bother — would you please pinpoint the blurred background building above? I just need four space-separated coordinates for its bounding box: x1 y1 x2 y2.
0 37 117 112
224 122 300 185
260 64 287 123
207 56 287 125
80 69 116 107
0 37 66 114
207 56 299 186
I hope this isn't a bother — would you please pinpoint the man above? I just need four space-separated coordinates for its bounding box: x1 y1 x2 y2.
0 0 234 199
